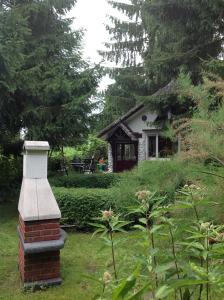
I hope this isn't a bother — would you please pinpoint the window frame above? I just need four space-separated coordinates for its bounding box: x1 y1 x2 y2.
147 133 179 159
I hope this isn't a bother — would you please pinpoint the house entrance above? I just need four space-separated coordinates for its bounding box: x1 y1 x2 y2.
115 142 138 172
108 125 139 172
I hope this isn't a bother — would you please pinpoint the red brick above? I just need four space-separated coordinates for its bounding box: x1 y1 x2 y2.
19 216 62 284
25 230 41 238
43 223 59 229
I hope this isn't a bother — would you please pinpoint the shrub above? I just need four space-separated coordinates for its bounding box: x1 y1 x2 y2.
75 135 108 161
50 173 120 189
53 187 115 230
0 155 22 199
53 159 223 230
48 156 62 172
49 135 108 164
110 159 221 217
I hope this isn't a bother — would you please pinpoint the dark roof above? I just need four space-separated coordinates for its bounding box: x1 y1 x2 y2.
98 103 144 138
108 123 140 141
153 80 175 97
98 80 175 139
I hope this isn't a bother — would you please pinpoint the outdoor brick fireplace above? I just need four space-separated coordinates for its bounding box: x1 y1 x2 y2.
18 141 66 288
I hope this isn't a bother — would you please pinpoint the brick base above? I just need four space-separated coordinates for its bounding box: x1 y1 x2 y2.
18 215 62 284
19 216 60 243
19 241 60 282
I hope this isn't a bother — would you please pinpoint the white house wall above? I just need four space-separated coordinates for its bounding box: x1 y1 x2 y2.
126 108 158 133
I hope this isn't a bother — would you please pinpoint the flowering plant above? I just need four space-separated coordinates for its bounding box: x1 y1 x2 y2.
90 210 131 281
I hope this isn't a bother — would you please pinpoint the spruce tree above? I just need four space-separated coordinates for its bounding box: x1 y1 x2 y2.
103 0 224 115
0 0 100 152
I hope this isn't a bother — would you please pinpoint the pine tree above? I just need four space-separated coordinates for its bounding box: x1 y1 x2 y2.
98 65 149 129
0 0 100 153
103 0 224 115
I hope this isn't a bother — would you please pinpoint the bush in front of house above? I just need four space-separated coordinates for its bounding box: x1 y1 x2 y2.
50 173 120 189
109 159 221 217
53 160 223 230
53 187 115 230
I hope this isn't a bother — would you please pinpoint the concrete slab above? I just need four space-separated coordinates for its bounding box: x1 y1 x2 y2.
18 178 61 221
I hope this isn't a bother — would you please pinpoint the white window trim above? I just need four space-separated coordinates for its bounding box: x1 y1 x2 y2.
146 133 180 160
146 133 159 159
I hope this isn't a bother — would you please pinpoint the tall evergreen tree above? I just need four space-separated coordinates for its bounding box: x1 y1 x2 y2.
103 0 224 116
97 65 149 128
0 0 100 152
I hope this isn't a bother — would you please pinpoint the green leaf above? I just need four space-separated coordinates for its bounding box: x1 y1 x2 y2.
101 236 112 246
91 228 106 238
190 242 205 251
169 279 208 289
178 242 205 251
89 222 106 229
202 250 208 260
149 247 159 256
114 221 132 230
173 201 193 209
155 285 173 299
82 274 102 284
150 225 164 234
112 268 140 300
139 218 147 225
126 283 151 300
133 224 146 232
155 262 174 274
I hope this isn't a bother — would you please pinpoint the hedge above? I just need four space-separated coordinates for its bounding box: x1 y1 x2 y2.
53 160 220 230
53 187 115 230
50 173 120 189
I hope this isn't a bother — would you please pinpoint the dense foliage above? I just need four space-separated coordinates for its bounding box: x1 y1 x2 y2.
91 187 224 300
98 0 224 128
0 0 100 153
50 173 120 189
0 156 22 198
174 61 224 165
54 187 115 230
51 158 223 229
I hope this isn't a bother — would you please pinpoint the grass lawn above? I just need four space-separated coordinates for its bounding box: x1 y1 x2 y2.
0 202 139 300
1 199 224 300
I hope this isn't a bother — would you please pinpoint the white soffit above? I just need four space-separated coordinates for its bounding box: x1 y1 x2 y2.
19 178 61 221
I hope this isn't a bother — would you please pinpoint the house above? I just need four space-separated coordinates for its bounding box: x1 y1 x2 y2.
98 83 180 172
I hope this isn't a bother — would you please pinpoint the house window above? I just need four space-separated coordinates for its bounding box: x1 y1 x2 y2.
116 144 122 161
148 136 157 157
158 136 173 158
148 134 177 158
116 143 137 161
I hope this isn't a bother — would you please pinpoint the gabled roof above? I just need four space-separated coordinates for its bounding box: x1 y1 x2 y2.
106 122 140 141
98 103 144 138
98 80 175 139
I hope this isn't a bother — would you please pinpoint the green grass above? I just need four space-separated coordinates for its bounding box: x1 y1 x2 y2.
0 202 139 300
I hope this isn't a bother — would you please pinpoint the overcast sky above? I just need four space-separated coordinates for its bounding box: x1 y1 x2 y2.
67 0 129 90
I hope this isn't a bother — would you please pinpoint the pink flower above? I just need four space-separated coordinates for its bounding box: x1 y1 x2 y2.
135 190 151 201
102 210 114 219
103 271 112 284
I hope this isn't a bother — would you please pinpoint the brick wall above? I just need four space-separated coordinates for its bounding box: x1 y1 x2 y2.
18 215 61 283
18 242 60 282
19 216 60 243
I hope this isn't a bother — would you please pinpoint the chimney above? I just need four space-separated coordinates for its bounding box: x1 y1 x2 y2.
18 141 67 288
